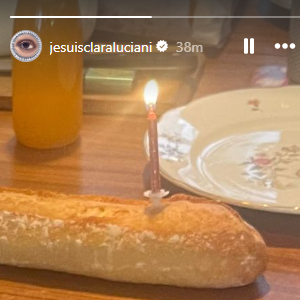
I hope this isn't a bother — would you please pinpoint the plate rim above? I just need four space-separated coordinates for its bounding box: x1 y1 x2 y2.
183 85 300 110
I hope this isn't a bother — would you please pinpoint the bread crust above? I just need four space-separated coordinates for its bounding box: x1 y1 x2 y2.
0 187 267 288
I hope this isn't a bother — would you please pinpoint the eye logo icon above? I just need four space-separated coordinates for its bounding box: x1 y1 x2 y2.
10 30 42 62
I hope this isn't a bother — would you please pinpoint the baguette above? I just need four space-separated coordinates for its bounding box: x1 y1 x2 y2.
0 187 267 288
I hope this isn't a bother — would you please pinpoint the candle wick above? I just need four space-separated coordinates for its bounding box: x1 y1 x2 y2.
147 103 156 111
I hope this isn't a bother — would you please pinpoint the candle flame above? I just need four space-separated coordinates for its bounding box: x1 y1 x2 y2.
144 80 159 107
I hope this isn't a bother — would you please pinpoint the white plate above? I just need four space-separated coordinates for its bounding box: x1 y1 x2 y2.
145 86 300 214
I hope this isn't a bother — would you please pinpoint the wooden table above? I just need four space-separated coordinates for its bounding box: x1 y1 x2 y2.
0 112 300 300
1 1 300 299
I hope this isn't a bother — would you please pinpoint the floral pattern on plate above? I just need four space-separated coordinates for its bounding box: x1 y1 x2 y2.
247 99 263 112
241 145 300 190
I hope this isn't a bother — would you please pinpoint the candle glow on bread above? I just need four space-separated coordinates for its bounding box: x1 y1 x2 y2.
0 188 267 289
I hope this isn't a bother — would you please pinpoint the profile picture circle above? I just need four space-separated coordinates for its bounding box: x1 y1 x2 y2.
10 30 42 62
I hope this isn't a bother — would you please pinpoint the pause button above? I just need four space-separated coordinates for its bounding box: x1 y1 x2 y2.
244 38 254 54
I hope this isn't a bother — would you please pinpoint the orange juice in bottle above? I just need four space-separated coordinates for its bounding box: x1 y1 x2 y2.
12 0 83 149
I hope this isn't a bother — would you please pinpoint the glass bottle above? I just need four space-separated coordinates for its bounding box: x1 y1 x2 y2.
12 0 83 149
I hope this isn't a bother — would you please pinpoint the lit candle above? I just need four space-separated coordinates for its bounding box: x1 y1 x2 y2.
143 80 169 209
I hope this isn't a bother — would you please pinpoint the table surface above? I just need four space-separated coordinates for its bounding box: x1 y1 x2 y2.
1 111 300 300
1 1 300 299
